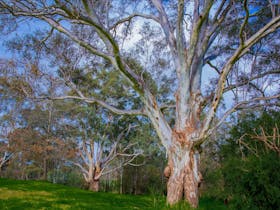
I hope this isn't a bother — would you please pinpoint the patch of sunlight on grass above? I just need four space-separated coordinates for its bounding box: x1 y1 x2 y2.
0 187 54 200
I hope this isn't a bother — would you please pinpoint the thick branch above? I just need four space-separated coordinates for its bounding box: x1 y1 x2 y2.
41 17 112 61
143 92 173 150
71 161 89 176
187 0 213 69
48 95 145 116
239 0 250 46
212 0 227 23
176 0 186 66
151 0 177 57
60 4 147 94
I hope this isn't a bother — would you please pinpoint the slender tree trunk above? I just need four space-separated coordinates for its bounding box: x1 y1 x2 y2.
108 174 110 192
43 158 47 180
134 161 138 195
120 167 123 194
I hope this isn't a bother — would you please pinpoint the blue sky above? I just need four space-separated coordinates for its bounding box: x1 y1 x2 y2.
0 18 50 59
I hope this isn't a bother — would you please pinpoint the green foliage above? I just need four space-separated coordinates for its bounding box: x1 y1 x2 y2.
202 168 224 200
219 111 280 209
47 168 84 188
223 152 280 210
0 179 230 210
124 57 158 94
122 155 166 195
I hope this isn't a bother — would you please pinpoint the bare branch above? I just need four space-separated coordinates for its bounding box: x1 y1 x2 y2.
238 125 280 156
102 124 137 166
198 94 280 145
40 17 112 61
70 161 89 175
224 69 280 93
207 60 237 97
59 3 148 94
40 27 54 44
253 126 280 155
212 0 233 27
0 2 59 16
207 63 279 97
2 1 148 96
35 95 145 116
212 0 227 23
109 13 160 30
101 151 143 176
200 15 280 140
238 134 260 158
77 149 88 166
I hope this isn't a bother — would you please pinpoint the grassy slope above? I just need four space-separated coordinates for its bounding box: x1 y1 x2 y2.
0 179 228 210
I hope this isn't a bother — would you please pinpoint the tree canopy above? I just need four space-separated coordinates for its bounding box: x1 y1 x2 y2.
0 0 280 207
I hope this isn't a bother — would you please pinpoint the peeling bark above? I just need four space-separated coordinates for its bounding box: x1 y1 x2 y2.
87 168 101 192
184 151 200 208
166 165 184 204
88 179 100 192
166 131 201 208
166 149 200 208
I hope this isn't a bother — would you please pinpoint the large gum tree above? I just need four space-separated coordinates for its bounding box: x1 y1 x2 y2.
1 0 280 207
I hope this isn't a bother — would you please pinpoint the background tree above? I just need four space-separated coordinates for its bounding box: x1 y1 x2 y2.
5 104 68 180
201 110 280 209
1 0 280 207
65 106 143 192
0 49 147 191
0 142 12 173
0 60 32 176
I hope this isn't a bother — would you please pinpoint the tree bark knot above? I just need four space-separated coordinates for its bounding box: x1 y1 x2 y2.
164 165 171 178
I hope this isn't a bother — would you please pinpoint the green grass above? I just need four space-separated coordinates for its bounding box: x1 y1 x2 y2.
0 179 229 210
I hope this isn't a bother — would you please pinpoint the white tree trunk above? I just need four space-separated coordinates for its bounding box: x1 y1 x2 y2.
165 146 201 208
143 90 202 208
